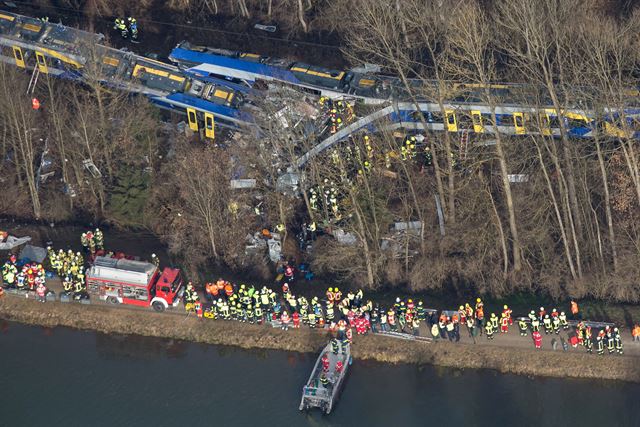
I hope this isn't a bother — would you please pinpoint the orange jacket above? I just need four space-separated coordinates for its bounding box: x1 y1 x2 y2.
224 284 233 296
570 301 579 315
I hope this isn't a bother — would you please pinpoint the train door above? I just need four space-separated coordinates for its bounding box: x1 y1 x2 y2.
539 112 551 136
204 113 215 140
35 51 48 74
445 110 457 132
471 110 483 133
186 108 199 132
12 46 25 68
513 112 525 135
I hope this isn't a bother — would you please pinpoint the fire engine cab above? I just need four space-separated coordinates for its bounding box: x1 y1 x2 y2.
86 256 183 312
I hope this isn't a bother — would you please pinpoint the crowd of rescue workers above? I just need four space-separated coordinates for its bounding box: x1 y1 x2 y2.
2 228 640 357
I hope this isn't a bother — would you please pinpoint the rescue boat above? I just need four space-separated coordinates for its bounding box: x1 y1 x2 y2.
299 339 351 414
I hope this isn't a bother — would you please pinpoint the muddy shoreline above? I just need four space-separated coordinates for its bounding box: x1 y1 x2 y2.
1 296 638 384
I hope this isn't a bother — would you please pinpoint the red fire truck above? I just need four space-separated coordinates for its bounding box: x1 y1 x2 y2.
86 256 184 312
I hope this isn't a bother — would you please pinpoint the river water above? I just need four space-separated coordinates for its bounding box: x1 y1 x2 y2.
0 322 638 427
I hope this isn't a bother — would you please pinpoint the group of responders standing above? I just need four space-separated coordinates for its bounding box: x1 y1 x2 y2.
113 17 138 40
180 277 633 359
1 255 48 302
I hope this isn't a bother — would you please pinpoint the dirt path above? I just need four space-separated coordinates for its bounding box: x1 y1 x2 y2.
1 292 639 383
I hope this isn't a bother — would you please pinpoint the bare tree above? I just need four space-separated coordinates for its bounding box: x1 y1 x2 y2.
446 2 523 272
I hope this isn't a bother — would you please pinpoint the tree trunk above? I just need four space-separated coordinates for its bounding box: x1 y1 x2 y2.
297 0 308 32
491 110 522 271
595 137 618 272
351 193 375 287
533 138 577 279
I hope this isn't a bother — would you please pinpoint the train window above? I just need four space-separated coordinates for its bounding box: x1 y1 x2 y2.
457 113 473 129
549 116 561 128
428 112 443 123
494 115 509 126
410 111 423 121
567 117 590 129
481 113 494 127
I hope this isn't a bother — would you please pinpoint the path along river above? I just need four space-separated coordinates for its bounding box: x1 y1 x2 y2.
0 322 638 427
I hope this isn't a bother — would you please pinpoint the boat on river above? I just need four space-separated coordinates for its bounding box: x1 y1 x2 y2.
299 339 350 414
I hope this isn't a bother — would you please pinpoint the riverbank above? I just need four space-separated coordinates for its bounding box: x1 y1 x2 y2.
1 296 638 383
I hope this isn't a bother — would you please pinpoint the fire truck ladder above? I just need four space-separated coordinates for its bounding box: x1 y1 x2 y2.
26 65 40 94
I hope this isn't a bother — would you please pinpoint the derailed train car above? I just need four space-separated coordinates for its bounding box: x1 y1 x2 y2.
0 11 254 135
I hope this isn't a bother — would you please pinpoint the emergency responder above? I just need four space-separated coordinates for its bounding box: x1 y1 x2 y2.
475 298 485 331
559 311 569 330
543 315 552 335
308 311 317 328
502 305 513 325
552 314 561 334
320 373 329 387
255 304 263 324
74 278 84 294
185 282 197 303
80 232 89 252
127 17 138 39
614 328 623 354
94 228 104 250
326 287 335 304
2 260 17 286
416 301 426 321
518 318 528 336
570 300 579 319
281 311 291 330
500 313 509 333
62 276 73 294
114 18 128 38
538 307 546 322
334 288 342 304
533 330 542 349
151 253 159 268
490 313 498 330
584 326 593 353
596 331 605 355
607 328 615 354
485 320 494 340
